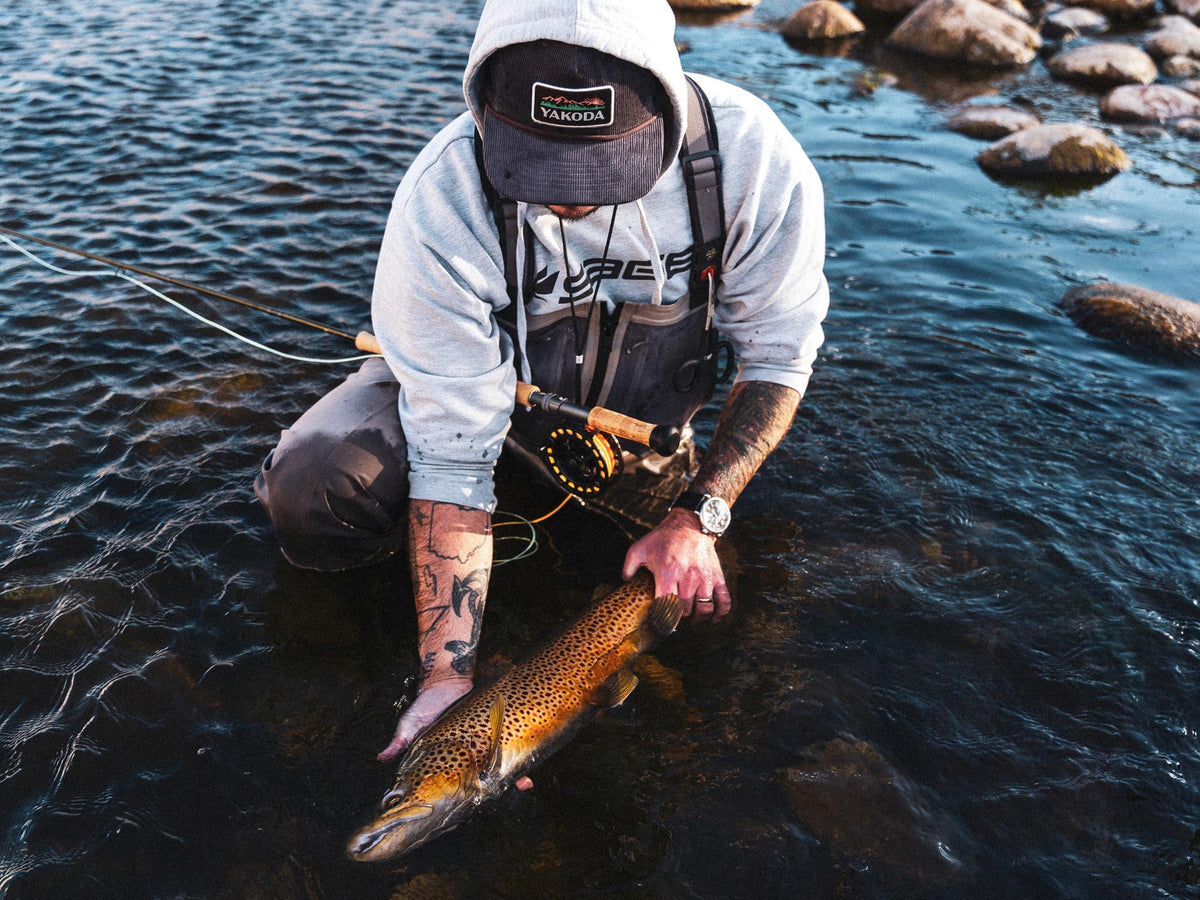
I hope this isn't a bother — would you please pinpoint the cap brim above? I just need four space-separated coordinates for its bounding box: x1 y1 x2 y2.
482 107 664 206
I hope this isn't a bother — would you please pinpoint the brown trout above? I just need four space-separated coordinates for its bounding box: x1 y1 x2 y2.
346 570 682 861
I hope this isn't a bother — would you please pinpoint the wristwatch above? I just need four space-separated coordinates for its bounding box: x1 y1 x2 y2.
672 489 731 537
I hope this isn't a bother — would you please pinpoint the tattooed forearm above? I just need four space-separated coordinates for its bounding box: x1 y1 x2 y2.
407 500 493 687
692 381 800 506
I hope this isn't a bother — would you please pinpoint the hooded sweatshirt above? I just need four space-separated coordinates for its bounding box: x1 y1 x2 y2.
371 0 828 513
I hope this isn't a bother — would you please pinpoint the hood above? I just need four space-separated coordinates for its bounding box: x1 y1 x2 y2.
463 0 688 179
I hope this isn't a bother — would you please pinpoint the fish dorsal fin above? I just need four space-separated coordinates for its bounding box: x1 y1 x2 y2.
643 594 683 640
481 694 505 781
595 668 639 708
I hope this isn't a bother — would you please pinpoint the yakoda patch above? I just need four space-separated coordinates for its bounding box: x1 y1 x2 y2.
532 82 614 128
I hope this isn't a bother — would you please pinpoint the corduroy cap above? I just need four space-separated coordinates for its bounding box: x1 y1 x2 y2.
481 40 668 206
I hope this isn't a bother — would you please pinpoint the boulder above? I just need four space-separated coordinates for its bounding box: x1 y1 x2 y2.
1172 116 1200 136
1165 0 1200 18
1042 5 1110 40
1062 283 1200 363
887 0 1043 67
947 104 1042 137
1070 0 1157 19
1099 83 1200 121
1162 55 1200 76
1143 16 1200 59
1047 42 1158 86
976 122 1130 179
670 0 759 7
781 1 867 39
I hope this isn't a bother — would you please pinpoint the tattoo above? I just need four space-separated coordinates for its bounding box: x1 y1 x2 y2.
446 569 486 675
693 381 800 506
425 503 492 564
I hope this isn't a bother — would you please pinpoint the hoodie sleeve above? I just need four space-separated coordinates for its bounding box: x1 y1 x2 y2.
698 76 829 398
371 116 517 513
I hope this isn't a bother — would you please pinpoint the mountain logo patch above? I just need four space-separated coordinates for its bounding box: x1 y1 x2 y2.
531 82 614 129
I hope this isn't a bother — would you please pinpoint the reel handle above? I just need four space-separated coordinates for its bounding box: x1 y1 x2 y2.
357 333 681 457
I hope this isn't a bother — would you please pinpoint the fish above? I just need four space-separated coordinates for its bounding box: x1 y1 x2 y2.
346 569 682 862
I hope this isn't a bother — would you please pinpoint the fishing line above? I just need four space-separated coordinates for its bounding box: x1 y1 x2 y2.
0 226 578 560
0 230 373 365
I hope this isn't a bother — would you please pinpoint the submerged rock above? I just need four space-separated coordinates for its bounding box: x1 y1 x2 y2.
1062 282 1200 363
976 122 1130 180
947 103 1042 137
779 736 964 881
782 0 866 39
887 0 1043 67
1047 42 1158 86
1143 16 1200 59
1100 83 1200 121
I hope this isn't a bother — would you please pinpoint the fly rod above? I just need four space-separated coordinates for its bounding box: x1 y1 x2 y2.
1 225 681 456
354 332 680 457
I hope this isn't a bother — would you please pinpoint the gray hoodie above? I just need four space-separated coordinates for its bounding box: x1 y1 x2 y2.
372 0 828 513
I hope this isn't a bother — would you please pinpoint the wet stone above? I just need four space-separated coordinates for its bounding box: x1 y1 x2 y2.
1165 0 1200 18
1042 5 1110 40
782 0 867 40
1071 0 1157 18
947 103 1042 137
1172 116 1200 135
1162 55 1200 76
886 0 1043 67
1061 282 1200 362
976 122 1131 180
1100 83 1200 121
1144 16 1200 59
1047 41 1158 86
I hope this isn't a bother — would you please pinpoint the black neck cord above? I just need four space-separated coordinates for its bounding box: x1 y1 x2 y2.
556 205 619 403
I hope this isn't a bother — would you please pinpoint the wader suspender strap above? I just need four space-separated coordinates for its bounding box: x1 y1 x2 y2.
476 75 725 369
679 75 725 311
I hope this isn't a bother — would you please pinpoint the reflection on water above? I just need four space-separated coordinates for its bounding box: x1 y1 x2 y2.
2 0 1198 897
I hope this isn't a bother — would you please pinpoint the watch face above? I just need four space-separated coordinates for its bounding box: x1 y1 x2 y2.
699 496 731 535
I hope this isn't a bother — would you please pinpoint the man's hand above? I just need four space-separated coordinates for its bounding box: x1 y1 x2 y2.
623 507 730 620
623 380 801 620
377 674 473 762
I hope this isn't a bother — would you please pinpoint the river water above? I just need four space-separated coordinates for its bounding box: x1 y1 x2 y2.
1 0 1197 897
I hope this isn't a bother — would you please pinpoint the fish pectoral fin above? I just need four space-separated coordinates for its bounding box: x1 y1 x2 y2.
644 594 684 639
480 694 505 782
594 669 639 708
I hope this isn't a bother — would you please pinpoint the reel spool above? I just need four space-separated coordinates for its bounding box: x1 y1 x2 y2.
541 426 623 496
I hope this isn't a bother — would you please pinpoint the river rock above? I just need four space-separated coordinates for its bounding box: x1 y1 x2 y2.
1144 16 1200 58
1047 42 1158 86
670 0 759 7
976 122 1130 179
781 1 867 39
1071 0 1156 18
1163 55 1200 75
1100 83 1200 120
1172 116 1200 135
887 0 1043 67
1042 5 1110 40
1165 0 1200 18
1062 283 1200 363
947 104 1042 137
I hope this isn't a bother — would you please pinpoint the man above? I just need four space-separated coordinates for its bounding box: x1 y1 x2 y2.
255 0 828 763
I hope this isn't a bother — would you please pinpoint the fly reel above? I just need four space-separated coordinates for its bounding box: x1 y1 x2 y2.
540 426 623 497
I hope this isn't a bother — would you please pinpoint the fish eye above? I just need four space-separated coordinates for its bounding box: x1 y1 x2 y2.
381 786 408 809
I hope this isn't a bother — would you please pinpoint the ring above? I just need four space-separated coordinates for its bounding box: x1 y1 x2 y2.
696 597 713 604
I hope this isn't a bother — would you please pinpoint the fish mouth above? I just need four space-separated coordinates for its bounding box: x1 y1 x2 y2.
345 804 435 862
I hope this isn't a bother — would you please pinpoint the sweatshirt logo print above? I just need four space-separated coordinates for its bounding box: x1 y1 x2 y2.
532 82 614 129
